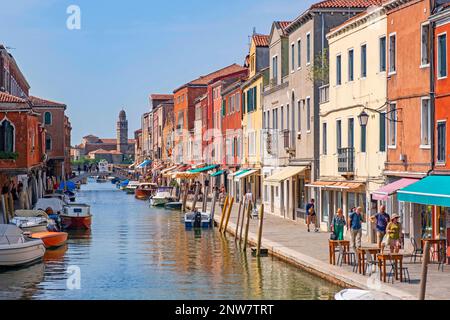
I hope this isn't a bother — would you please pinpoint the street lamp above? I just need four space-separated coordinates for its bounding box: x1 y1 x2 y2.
358 110 369 127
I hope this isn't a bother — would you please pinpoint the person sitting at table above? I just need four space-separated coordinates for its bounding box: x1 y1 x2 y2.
331 208 346 240
386 213 401 253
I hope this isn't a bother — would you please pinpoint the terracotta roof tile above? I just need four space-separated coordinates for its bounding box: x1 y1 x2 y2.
150 94 173 101
277 21 292 30
99 138 136 144
177 64 248 90
29 95 66 107
252 34 270 47
311 0 383 9
0 92 27 104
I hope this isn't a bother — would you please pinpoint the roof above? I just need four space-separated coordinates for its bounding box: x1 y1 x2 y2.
252 34 270 47
29 96 66 108
174 64 247 92
0 92 27 104
277 21 292 30
150 94 174 101
88 149 123 155
311 0 383 8
97 138 136 144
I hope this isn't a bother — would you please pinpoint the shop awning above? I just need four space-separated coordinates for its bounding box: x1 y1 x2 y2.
174 171 200 179
161 165 178 175
211 170 225 177
234 169 258 181
188 164 220 173
137 160 152 169
372 178 418 201
398 176 450 207
264 166 307 185
228 169 247 178
306 180 364 190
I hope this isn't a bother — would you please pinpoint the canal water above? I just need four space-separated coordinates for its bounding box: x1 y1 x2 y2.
0 180 342 300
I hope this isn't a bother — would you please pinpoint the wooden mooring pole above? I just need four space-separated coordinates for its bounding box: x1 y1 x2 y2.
210 190 217 224
222 196 234 234
181 181 190 213
419 241 431 300
256 203 265 256
234 199 244 240
218 196 229 231
243 201 252 251
239 199 247 244
191 183 200 211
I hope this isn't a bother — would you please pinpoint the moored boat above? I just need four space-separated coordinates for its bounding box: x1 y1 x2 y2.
184 210 212 228
61 203 92 230
31 231 68 249
135 183 157 200
335 289 397 300
0 225 45 267
125 181 140 194
149 187 175 206
165 202 182 210
11 210 53 233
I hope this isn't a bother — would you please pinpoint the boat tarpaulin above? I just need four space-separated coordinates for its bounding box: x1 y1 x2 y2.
371 178 418 201
398 176 450 207
211 170 225 177
137 160 152 169
59 181 76 191
264 166 307 185
188 164 220 173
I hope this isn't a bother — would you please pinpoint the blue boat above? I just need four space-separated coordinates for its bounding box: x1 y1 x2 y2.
184 211 212 229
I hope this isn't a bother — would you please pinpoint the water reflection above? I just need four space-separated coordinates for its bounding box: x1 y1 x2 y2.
0 182 342 300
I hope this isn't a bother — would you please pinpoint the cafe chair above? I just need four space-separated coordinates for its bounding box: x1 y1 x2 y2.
438 246 447 272
410 237 423 263
337 244 356 267
387 257 410 284
365 251 378 276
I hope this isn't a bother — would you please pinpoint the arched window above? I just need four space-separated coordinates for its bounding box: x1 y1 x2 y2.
45 136 52 151
0 119 15 152
44 112 52 125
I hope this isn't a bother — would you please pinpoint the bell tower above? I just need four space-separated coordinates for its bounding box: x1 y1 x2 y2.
117 109 128 154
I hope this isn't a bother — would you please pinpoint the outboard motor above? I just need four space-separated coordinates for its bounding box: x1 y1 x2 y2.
193 211 202 228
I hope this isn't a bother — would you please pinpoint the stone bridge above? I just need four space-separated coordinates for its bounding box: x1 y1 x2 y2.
69 169 129 183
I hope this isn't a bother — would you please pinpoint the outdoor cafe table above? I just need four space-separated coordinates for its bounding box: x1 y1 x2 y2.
377 253 404 283
356 247 381 275
328 240 350 265
421 238 446 262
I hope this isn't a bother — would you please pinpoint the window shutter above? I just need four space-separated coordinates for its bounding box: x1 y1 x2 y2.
379 113 386 152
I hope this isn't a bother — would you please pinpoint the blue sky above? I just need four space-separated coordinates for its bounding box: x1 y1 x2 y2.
0 0 315 143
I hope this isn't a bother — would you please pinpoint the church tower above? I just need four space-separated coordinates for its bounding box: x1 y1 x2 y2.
117 109 128 154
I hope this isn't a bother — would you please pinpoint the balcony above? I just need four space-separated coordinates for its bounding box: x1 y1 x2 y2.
338 147 355 174
319 84 329 104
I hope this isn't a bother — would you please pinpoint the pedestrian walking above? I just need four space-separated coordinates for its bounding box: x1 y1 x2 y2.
305 199 318 232
370 205 390 248
77 165 81 176
331 208 346 240
386 214 401 253
348 206 364 251
218 187 226 210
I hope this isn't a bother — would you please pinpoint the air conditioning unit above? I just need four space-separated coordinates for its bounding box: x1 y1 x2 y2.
400 154 407 162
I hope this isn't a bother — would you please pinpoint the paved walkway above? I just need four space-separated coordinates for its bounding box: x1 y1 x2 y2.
187 200 449 300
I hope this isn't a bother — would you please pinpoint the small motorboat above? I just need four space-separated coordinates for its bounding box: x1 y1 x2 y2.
184 210 212 228
334 289 397 300
43 193 69 204
125 181 140 194
31 231 68 249
118 179 129 190
61 203 92 230
96 176 108 183
111 177 120 184
34 198 65 214
149 187 175 206
10 210 54 233
135 183 157 200
165 202 183 210
0 224 45 267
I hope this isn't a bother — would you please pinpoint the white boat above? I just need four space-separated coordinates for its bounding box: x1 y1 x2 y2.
335 289 397 300
33 198 65 214
10 210 50 233
125 181 140 194
43 193 69 204
149 187 175 206
184 211 212 228
0 225 45 267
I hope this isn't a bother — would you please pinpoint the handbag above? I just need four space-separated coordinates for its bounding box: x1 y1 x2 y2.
330 232 337 240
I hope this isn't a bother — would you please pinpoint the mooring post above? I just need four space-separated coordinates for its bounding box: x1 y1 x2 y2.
239 199 247 244
218 196 229 231
210 190 217 225
181 181 190 213
222 196 234 234
192 183 200 211
419 241 431 300
243 202 252 252
235 199 243 240
256 203 265 256
1 195 6 224
202 183 209 212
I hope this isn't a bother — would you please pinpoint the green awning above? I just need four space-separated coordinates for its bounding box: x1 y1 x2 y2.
397 176 450 207
211 170 225 177
234 169 251 177
188 164 220 173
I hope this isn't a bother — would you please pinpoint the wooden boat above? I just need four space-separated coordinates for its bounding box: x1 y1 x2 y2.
184 211 212 228
149 187 175 206
165 202 182 210
31 231 68 249
0 225 45 267
135 183 157 200
11 210 53 233
125 181 140 194
61 203 92 230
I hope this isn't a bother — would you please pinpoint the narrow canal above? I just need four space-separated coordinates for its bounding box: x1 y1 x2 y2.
0 180 342 300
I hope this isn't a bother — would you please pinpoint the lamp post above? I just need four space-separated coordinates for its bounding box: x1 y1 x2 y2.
358 110 369 127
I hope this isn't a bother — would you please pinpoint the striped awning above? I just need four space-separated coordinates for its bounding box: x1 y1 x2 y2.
264 166 307 185
211 170 225 177
234 169 258 182
306 180 364 190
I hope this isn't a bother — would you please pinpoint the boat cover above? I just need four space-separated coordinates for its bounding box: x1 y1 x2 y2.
0 225 24 245
33 198 65 213
14 210 49 219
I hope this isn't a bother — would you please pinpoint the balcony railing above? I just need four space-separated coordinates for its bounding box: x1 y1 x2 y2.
338 147 355 173
319 84 329 104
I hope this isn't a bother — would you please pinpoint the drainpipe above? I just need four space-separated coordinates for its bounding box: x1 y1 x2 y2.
428 4 435 177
